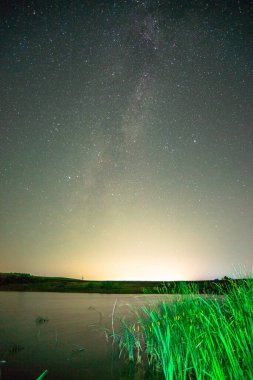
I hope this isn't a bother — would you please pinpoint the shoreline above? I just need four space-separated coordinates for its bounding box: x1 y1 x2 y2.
1 272 250 294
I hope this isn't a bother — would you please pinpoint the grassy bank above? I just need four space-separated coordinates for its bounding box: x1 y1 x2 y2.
1 273 165 293
0 273 250 294
106 277 253 379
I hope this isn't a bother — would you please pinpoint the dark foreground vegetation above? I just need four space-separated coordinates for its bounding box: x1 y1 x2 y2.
0 272 251 294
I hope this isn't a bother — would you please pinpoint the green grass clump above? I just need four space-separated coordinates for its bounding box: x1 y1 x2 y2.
107 277 253 379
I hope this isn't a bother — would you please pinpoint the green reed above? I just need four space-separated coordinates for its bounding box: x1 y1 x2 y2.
107 277 253 379
36 369 48 380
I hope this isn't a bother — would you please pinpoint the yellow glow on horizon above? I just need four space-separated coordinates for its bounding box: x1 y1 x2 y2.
62 218 217 281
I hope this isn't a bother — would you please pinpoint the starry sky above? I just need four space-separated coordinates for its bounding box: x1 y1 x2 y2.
1 0 253 281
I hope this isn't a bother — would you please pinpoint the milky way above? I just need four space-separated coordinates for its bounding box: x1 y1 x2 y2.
1 0 253 280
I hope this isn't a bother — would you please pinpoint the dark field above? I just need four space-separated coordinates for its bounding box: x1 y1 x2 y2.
0 273 249 294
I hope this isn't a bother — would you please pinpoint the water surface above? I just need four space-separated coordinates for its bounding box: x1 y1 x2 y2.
0 291 177 379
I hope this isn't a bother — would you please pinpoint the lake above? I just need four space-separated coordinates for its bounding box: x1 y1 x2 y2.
0 291 181 380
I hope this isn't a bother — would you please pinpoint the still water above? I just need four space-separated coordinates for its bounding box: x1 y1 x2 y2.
0 292 175 380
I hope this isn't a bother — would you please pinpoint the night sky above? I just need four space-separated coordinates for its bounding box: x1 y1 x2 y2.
1 0 253 281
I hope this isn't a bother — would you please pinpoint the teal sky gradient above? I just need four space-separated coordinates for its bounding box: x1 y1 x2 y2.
1 0 252 280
